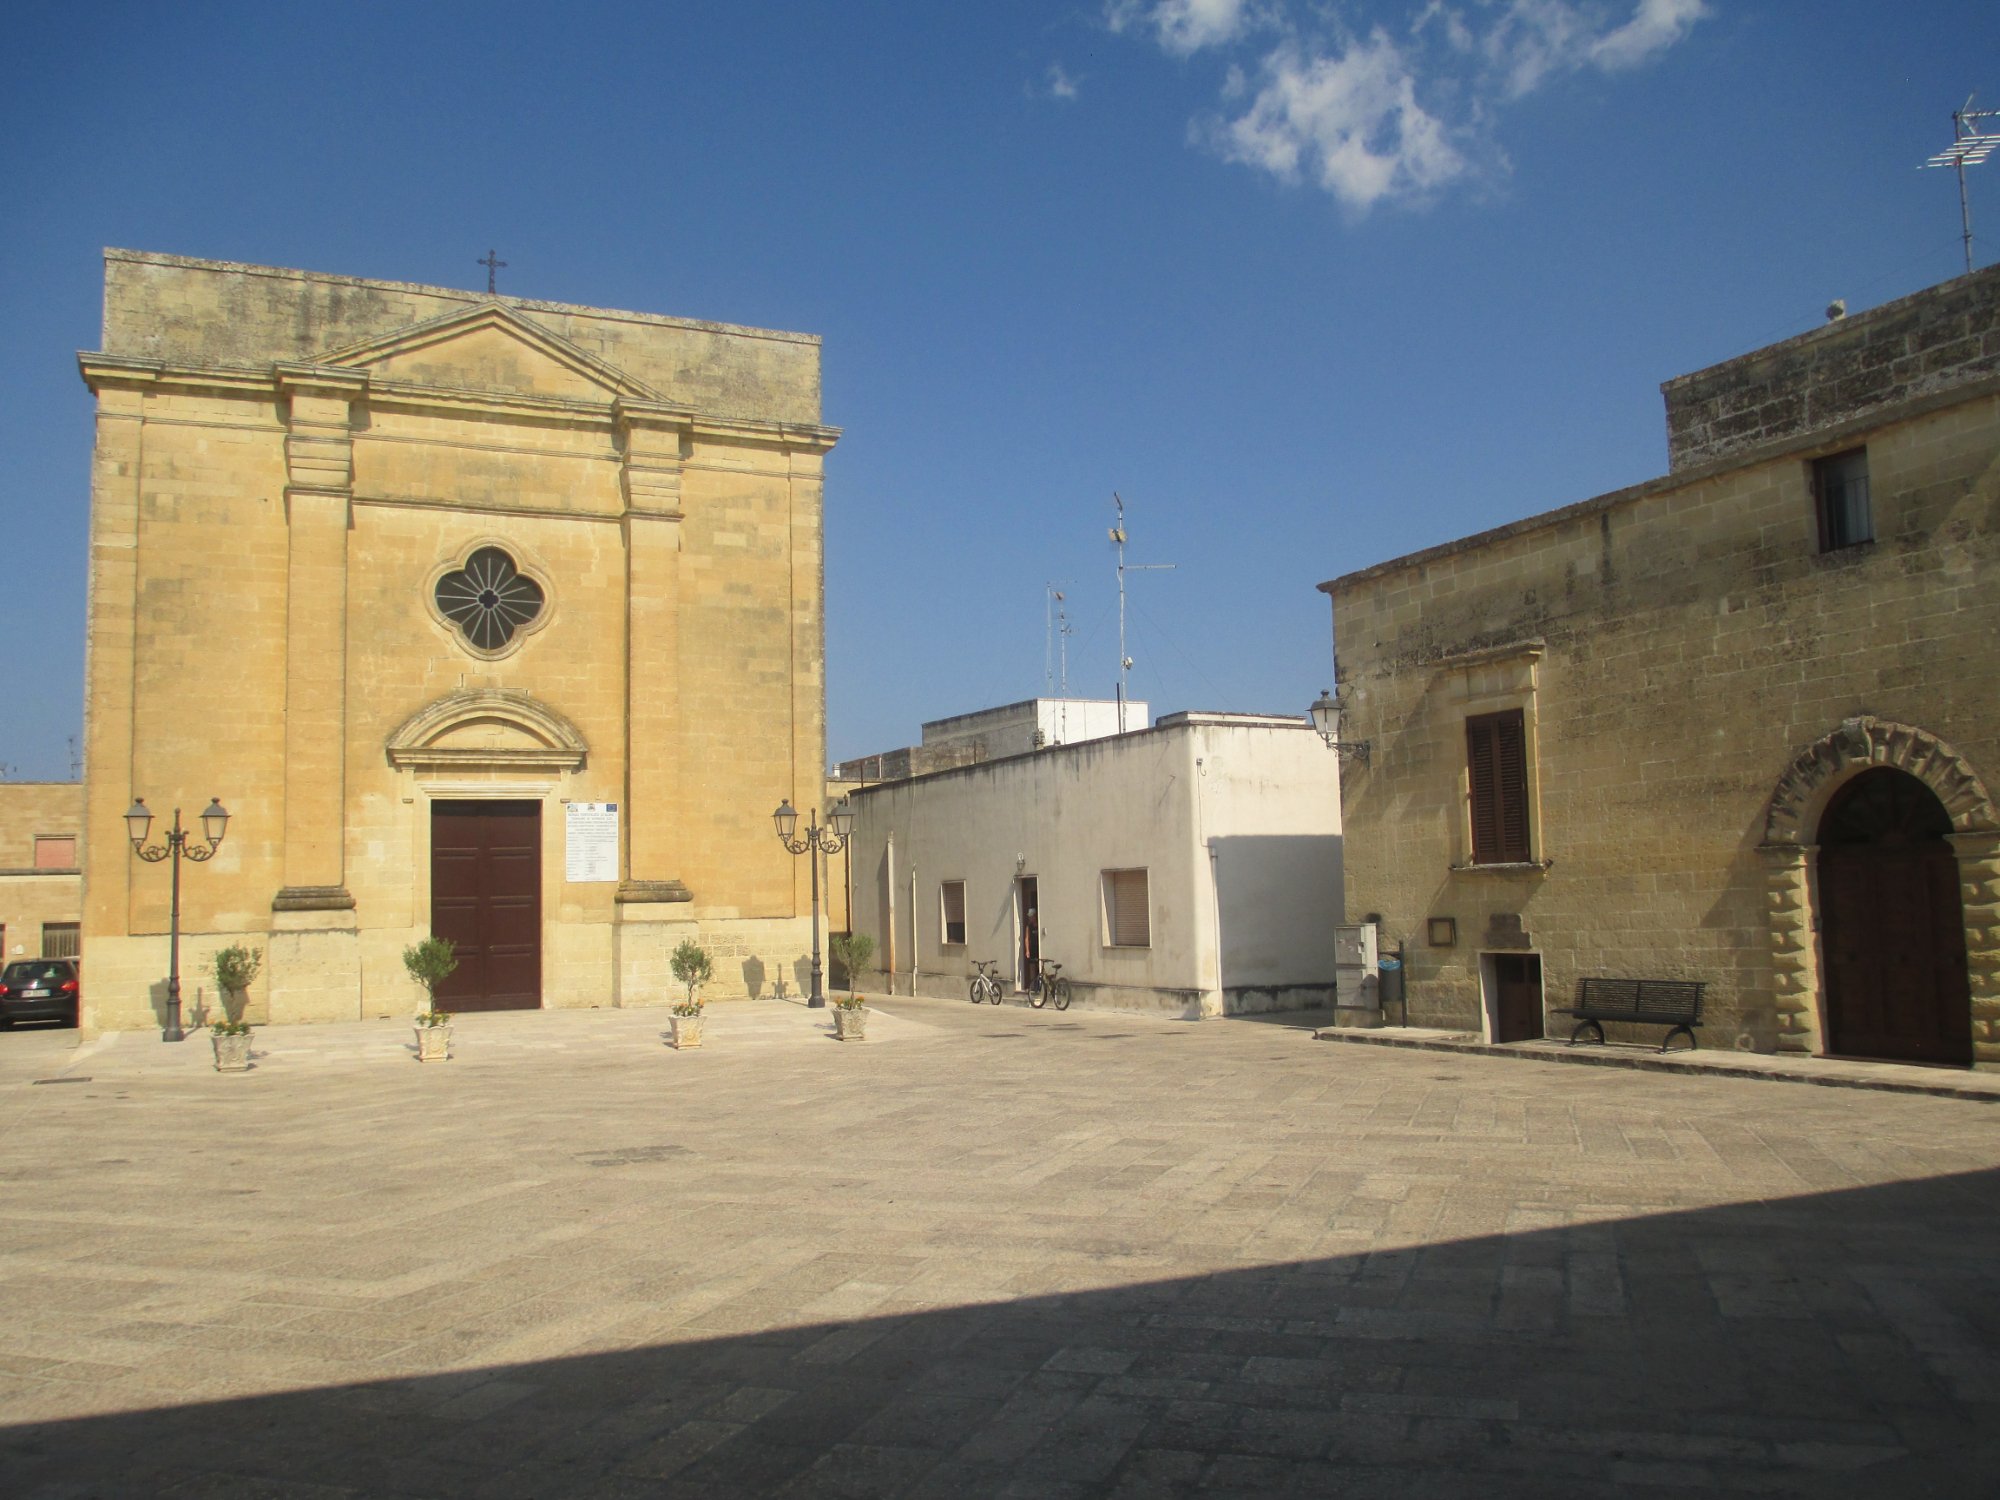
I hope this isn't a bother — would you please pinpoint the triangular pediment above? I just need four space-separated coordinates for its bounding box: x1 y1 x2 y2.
315 303 661 404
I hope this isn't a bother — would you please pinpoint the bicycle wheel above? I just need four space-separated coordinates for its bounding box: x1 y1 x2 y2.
968 976 987 1005
1029 981 1047 1009
1053 978 1071 1011
990 978 1006 1005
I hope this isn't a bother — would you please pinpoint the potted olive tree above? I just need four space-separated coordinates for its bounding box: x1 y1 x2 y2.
668 938 712 1049
209 944 262 1071
828 932 874 1041
403 935 458 1062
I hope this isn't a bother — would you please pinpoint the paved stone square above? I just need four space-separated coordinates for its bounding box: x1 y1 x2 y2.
2 997 1998 1497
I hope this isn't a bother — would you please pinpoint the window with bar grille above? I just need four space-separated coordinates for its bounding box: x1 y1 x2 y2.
940 880 966 946
1103 869 1151 948
1466 709 1531 864
1814 448 1872 552
41 923 80 959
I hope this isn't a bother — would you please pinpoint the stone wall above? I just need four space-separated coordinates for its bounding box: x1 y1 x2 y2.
1326 340 1998 1058
1664 262 2000 471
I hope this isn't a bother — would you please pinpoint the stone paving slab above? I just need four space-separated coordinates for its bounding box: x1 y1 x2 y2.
1316 1024 2000 1100
2 995 1998 1497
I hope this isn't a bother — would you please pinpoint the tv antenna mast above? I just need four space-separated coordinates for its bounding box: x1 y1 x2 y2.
1922 94 2000 274
1109 492 1174 733
1044 583 1074 697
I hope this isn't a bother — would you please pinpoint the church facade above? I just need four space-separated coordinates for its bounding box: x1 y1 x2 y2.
79 251 838 1029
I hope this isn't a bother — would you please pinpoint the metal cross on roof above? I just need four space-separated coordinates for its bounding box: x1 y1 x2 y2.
478 249 507 295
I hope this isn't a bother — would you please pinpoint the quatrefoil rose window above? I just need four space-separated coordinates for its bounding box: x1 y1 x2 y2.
434 547 546 653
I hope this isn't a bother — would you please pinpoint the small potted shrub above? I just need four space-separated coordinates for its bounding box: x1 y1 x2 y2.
829 932 874 1041
210 1018 253 1072
403 936 458 1062
211 944 262 1026
668 938 712 1050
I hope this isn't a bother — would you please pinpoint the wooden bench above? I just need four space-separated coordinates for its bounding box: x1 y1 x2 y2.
1563 978 1705 1054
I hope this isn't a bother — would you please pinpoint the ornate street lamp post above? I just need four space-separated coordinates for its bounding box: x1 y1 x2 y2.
772 796 854 1009
125 797 231 1042
1309 688 1371 765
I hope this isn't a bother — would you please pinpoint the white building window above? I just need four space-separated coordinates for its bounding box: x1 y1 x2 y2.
940 880 967 946
1102 869 1150 948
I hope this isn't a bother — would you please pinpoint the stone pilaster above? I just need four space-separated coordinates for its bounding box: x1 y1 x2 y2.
615 401 693 913
74 361 155 1030
269 367 364 1021
1759 842 1819 1054
272 366 365 910
1952 830 2000 1065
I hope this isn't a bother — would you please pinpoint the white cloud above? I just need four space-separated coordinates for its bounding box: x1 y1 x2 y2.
1047 62 1082 101
1588 0 1708 71
1107 0 1254 56
1117 1 1709 211
1208 31 1468 212
1484 0 1710 97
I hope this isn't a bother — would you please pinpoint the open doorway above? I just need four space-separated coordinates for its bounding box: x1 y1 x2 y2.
1485 952 1544 1043
1016 876 1039 992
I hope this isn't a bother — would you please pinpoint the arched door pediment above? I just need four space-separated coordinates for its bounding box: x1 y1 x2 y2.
1763 717 1996 848
385 690 588 775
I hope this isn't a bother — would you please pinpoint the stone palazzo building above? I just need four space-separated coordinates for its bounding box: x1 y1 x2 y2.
79 251 838 1030
1322 265 1999 1065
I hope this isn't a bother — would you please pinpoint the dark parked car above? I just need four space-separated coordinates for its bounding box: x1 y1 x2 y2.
0 958 80 1028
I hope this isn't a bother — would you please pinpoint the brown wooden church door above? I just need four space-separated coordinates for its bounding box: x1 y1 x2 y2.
430 801 543 1011
1491 953 1544 1042
1818 769 1970 1066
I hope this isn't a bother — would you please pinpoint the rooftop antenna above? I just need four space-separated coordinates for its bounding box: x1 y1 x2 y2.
1044 582 1073 696
1110 492 1175 733
1922 94 2000 274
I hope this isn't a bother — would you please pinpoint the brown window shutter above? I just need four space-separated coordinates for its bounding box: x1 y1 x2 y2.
1494 712 1530 862
1467 710 1530 864
1108 869 1150 947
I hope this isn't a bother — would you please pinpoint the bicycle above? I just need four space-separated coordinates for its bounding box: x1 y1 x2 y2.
968 959 1004 1006
1029 959 1071 1011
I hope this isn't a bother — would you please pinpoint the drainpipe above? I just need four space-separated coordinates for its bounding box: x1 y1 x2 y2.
910 865 918 998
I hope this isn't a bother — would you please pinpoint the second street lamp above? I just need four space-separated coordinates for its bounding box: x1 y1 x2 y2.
772 797 854 1008
126 797 231 1042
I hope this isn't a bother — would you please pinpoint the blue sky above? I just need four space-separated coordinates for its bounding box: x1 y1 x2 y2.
2 1 1993 778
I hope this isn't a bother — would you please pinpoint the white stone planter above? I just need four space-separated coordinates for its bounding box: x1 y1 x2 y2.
669 1014 705 1050
211 1032 252 1072
833 1006 868 1041
414 1024 452 1062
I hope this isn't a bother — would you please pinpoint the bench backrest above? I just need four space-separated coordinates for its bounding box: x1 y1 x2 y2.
1574 977 1704 1022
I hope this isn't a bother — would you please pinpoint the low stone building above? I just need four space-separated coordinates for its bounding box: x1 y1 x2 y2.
77 251 839 1030
1321 265 1998 1065
0 783 83 964
845 711 1342 1017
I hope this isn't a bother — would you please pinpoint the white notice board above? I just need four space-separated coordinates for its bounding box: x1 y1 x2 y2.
565 802 619 883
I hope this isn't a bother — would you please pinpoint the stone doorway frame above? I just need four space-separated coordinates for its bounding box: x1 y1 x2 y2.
1758 717 1998 1061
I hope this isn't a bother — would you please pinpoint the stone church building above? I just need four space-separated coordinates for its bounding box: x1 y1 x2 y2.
1323 264 1998 1066
79 251 838 1030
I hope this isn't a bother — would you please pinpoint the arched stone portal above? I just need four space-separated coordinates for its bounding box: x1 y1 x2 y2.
1758 718 1999 1063
1816 769 1971 1064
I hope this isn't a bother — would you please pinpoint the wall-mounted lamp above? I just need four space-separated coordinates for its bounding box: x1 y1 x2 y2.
1309 689 1370 765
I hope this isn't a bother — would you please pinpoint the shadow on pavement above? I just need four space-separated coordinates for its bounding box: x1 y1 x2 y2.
6 1167 1998 1497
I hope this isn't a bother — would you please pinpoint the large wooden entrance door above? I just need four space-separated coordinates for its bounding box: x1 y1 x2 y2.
1818 769 1970 1065
430 801 543 1012
1491 953 1544 1042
